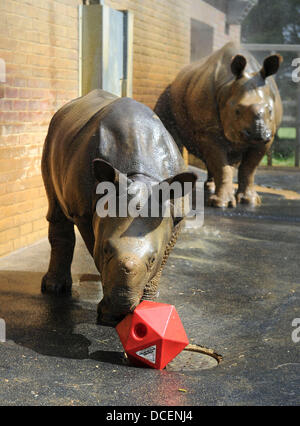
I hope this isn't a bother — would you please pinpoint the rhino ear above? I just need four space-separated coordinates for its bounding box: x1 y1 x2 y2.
163 172 198 198
261 54 282 79
231 55 247 79
93 159 117 183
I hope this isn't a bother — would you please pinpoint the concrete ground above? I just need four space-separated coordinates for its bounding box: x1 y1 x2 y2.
0 167 299 406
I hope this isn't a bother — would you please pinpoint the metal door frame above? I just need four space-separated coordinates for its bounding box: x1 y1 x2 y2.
78 4 133 98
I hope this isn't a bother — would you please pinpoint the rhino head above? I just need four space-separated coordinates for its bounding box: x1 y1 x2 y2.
219 53 282 145
92 159 197 326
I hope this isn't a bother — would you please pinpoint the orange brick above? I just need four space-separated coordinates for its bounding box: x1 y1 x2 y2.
0 240 14 257
20 222 32 236
5 87 19 99
32 218 45 232
0 216 14 233
0 226 20 244
13 100 28 111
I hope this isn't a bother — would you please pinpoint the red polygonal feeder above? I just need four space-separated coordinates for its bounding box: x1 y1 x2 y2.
116 300 189 369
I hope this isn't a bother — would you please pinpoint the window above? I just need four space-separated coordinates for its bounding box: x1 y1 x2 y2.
190 19 214 62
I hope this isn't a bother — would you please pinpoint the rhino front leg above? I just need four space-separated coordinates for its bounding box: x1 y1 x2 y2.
236 144 269 206
41 217 75 295
205 147 236 208
204 168 216 195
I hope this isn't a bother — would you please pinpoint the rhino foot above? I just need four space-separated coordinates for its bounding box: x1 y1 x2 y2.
41 272 72 295
236 190 261 206
204 180 216 195
207 191 236 208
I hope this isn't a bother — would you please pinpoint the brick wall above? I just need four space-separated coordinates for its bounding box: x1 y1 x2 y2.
0 0 80 257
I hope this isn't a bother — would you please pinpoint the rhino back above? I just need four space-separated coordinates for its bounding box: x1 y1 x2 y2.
97 98 185 179
168 43 236 149
42 91 185 218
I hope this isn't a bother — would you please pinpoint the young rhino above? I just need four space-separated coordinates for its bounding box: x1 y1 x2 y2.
41 89 196 326
155 42 283 208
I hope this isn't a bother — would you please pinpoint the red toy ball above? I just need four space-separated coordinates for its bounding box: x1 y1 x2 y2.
116 300 189 369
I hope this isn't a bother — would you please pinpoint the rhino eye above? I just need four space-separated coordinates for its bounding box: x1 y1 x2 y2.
148 254 156 268
235 109 241 117
103 240 114 258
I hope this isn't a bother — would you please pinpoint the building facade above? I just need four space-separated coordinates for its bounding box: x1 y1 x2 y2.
0 0 255 257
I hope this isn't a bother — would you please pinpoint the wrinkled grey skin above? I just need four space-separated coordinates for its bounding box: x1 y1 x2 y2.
41 90 196 326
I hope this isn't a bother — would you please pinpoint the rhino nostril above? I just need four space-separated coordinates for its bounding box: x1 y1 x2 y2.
242 129 251 139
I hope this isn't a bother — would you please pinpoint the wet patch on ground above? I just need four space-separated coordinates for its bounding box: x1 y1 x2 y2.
0 168 299 405
166 350 218 371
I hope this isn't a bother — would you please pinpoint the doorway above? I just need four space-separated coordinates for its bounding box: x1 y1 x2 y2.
79 3 133 97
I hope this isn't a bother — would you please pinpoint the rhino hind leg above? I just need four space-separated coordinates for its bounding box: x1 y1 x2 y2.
41 205 75 296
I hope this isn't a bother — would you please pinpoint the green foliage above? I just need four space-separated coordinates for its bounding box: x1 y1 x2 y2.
261 153 295 167
277 127 296 139
273 136 296 158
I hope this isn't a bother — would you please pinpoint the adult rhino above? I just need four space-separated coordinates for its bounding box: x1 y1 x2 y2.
155 42 283 208
41 89 196 326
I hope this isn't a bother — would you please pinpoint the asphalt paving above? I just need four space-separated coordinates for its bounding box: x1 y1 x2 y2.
0 167 299 406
